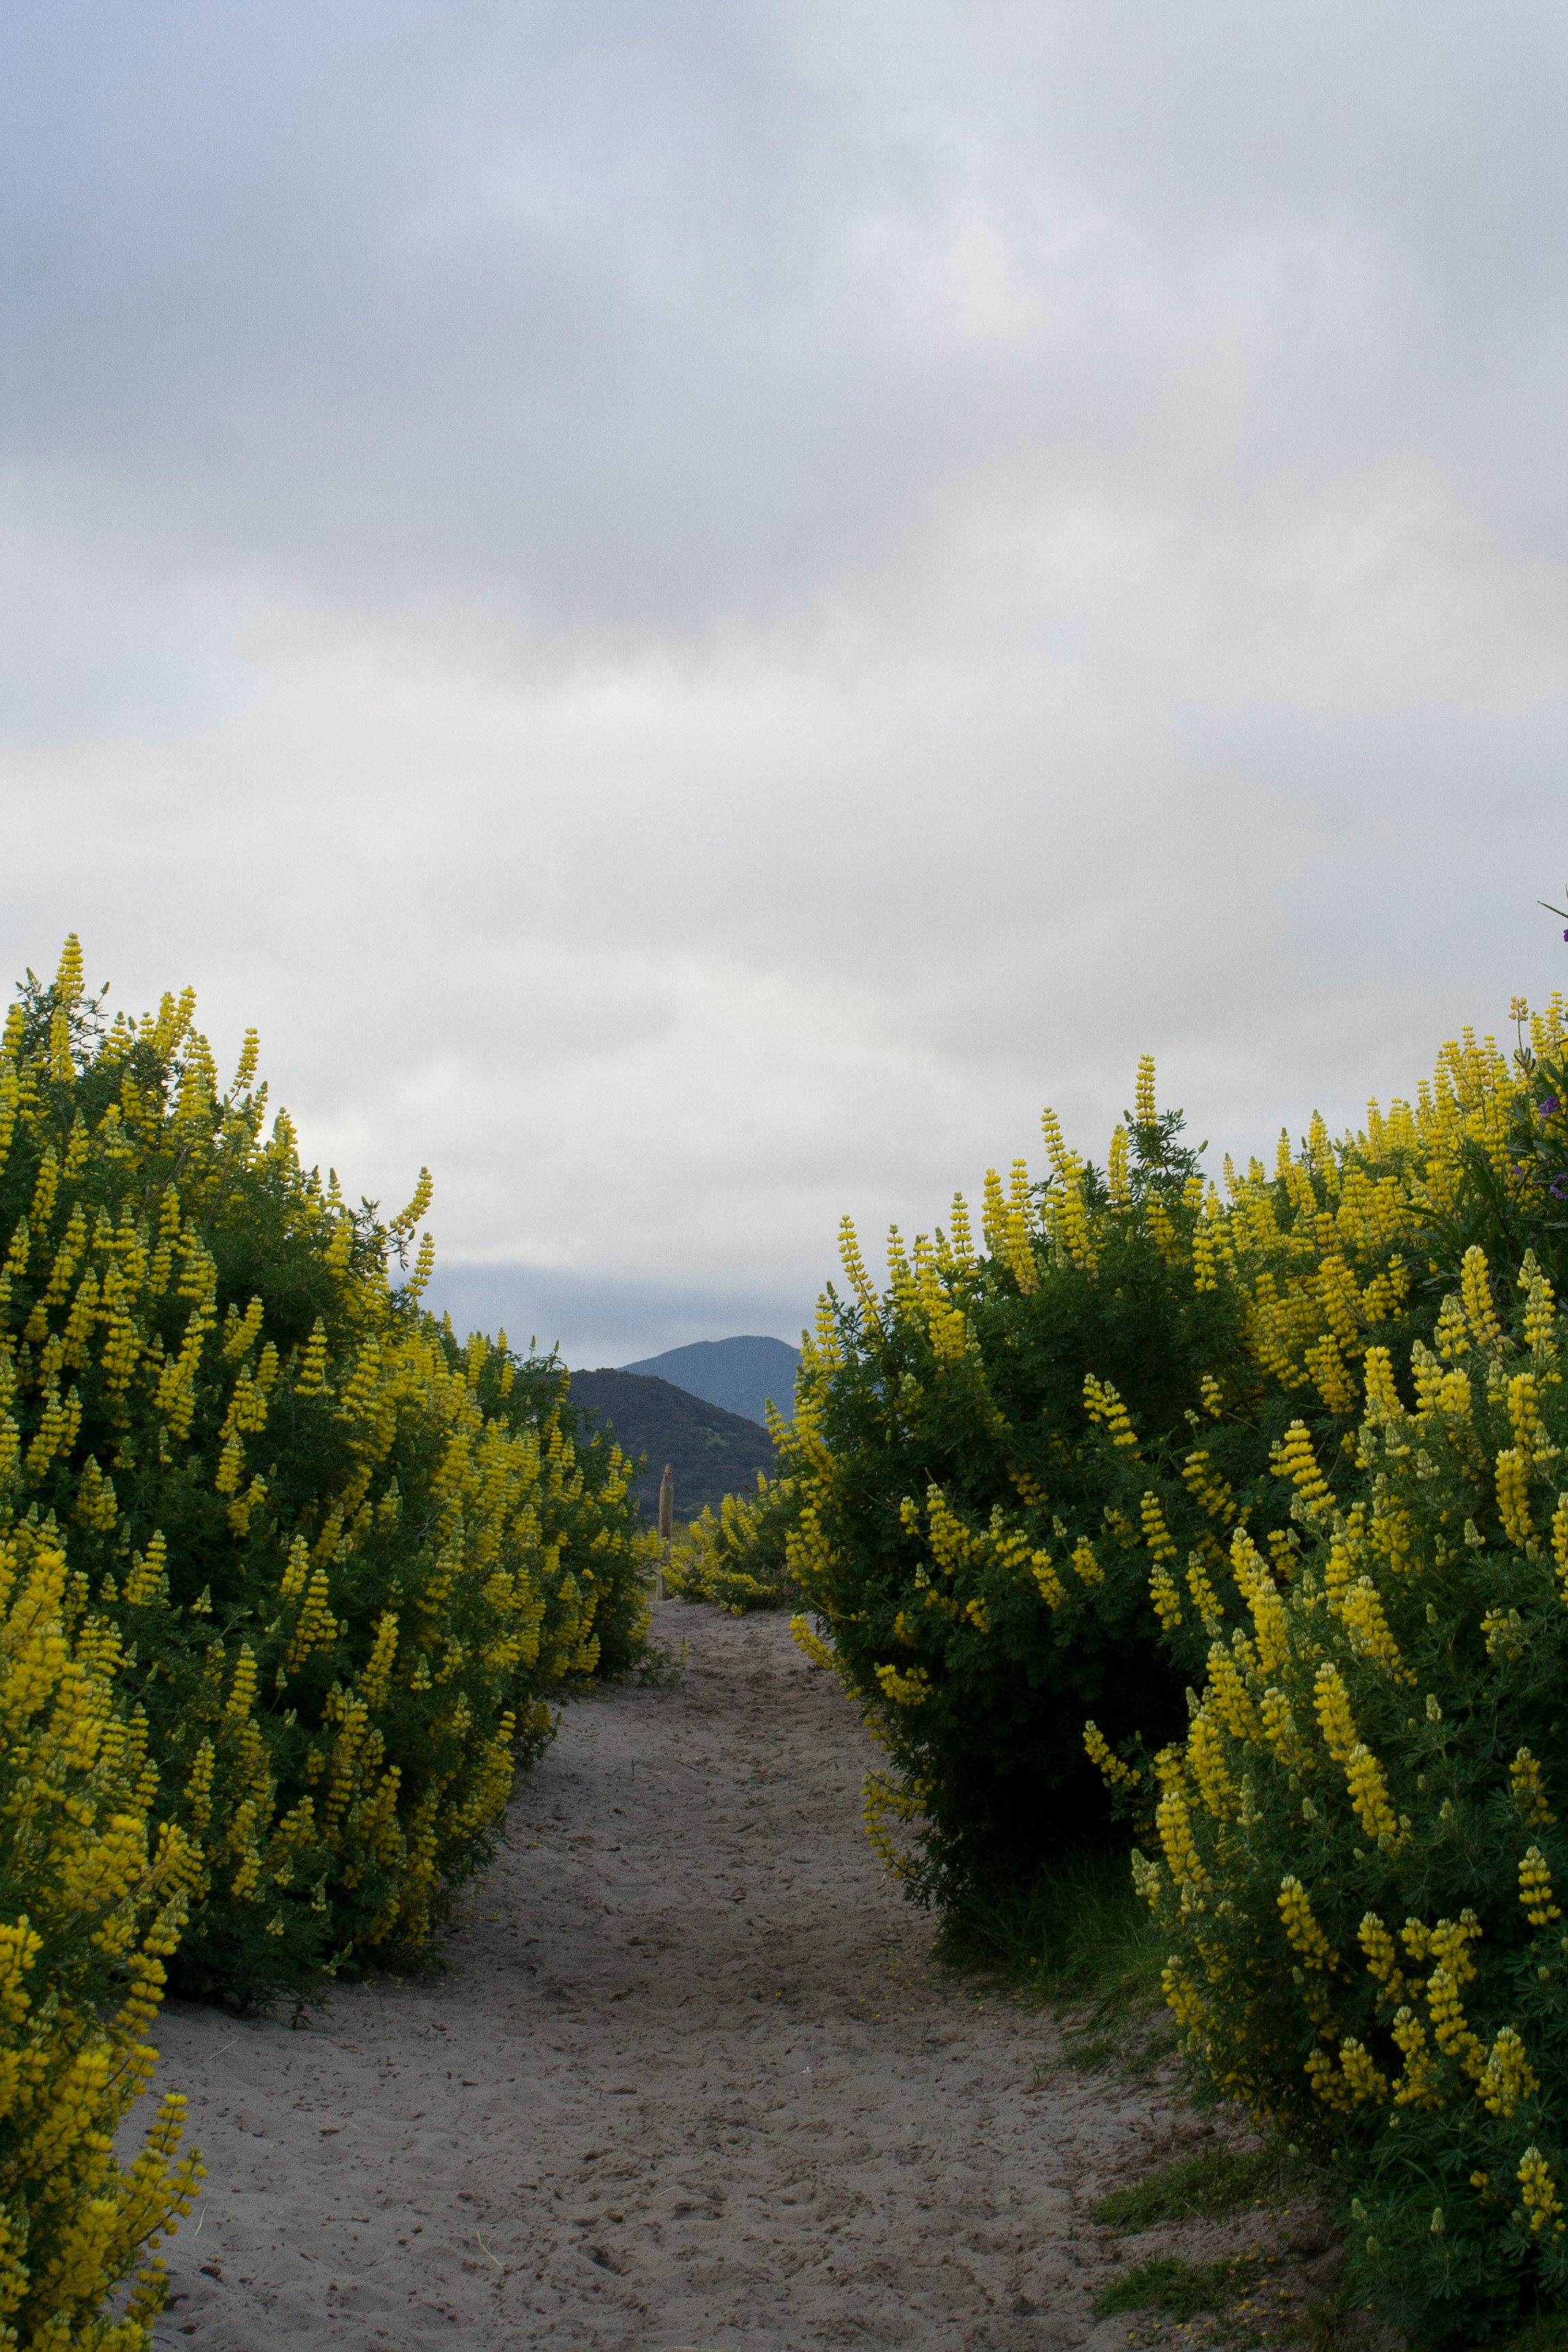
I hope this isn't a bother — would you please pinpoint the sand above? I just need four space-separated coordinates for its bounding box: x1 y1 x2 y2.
144 1603 1257 2351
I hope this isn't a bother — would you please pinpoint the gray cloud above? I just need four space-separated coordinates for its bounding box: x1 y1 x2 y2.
3 1 1567 1361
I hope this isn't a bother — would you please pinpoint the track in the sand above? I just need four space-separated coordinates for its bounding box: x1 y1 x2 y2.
148 1603 1177 2351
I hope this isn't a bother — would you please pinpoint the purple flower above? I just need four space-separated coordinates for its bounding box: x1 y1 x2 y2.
1543 1097 1561 1117
1552 1175 1568 1200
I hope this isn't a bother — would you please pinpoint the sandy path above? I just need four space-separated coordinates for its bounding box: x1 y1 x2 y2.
148 1603 1181 2351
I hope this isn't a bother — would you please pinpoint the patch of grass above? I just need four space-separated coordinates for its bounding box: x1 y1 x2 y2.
1506 2321 1568 2352
1063 2033 1118 2071
1093 2143 1300 2232
1093 2252 1260 2320
629 1635 688 1686
935 1844 1164 2020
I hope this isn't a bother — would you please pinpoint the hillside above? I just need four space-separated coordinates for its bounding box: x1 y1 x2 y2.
621 1334 800 1428
568 1369 776 1520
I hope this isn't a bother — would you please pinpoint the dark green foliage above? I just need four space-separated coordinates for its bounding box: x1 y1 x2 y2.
783 1099 1427 1910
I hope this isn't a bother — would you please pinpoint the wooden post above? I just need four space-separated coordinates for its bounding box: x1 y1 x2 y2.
657 1463 674 1599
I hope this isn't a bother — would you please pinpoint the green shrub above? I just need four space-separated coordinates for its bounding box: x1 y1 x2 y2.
1138 1239 1568 2343
0 1518 202 2347
0 939 651 2004
665 1473 802 1612
777 1064 1441 1908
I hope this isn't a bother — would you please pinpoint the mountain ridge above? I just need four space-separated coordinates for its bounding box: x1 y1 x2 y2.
568 1369 776 1521
619 1333 800 1428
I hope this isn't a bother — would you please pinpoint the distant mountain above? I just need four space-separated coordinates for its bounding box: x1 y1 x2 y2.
620 1335 800 1428
568 1369 776 1522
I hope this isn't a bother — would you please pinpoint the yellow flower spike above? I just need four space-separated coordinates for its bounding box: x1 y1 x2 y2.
1185 1555 1224 1635
1271 1420 1333 1517
1519 1846 1563 1928
789 1615 837 1674
1480 2027 1540 2118
1313 1663 1360 1764
293 1316 332 1399
1156 1791 1209 1895
1182 1449 1238 1526
1188 1712 1237 1819
1232 1531 1292 1675
1148 1565 1184 1633
1107 1124 1130 1205
1134 1055 1158 1128
1277 1876 1337 1971
1512 1748 1557 1829
1518 2146 1563 2233
1425 1963 1483 2070
1205 1647 1261 1744
1362 1345 1404 1420
1020 1545 1064 1607
1083 1721 1141 1788
1339 1578 1412 1684
1390 2006 1444 2108
873 1661 932 1708
1522 1264 1558 1359
1083 1374 1140 1451
1497 1448 1535 1547
1344 1742 1403 1847
1359 1913 1407 1999
1460 1244 1505 1352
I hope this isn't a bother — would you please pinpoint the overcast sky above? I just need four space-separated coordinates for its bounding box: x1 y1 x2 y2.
4 1 1567 1365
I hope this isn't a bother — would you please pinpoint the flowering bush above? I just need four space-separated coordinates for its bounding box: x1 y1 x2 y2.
780 1007 1568 1916
0 1518 202 2348
1136 1242 1568 2343
0 940 651 2003
665 1473 801 1613
777 1058 1449 1906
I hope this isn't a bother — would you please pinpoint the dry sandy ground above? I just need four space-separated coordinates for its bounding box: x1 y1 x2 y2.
144 1603 1230 2351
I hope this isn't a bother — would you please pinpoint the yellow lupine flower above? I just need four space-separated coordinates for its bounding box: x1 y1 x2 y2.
1069 1539 1103 1587
1083 1375 1139 1450
1522 1263 1558 1358
1313 1663 1360 1764
1519 1846 1562 1927
1479 2027 1539 2119
1107 1124 1130 1203
1497 1447 1535 1547
1390 2006 1443 2107
1204 1646 1260 1744
1030 1554 1066 1609
1181 1448 1237 1525
1083 1720 1141 1789
1362 1345 1404 1420
1271 1420 1333 1516
1358 1913 1407 1999
1425 1965 1482 2072
1460 1244 1505 1351
1344 1743 1401 1847
1512 1748 1557 1828
1306 2040 1388 2110
1184 1555 1223 1636
1517 2146 1565 2234
1278 1876 1337 1970
1156 1791 1209 1895
1339 1578 1411 1683
1148 1565 1184 1633
873 1661 931 1708
1188 1712 1237 1820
